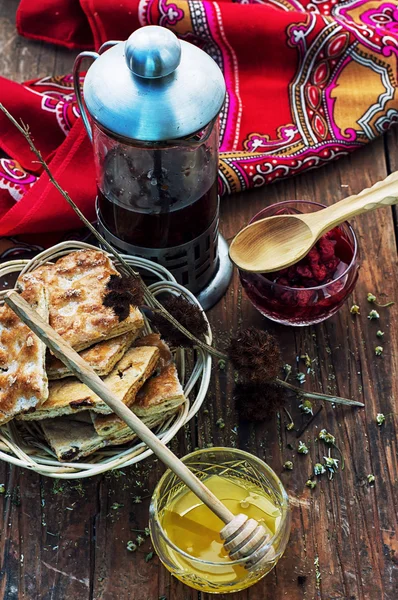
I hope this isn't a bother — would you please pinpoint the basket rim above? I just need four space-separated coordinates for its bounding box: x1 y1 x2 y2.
0 241 212 478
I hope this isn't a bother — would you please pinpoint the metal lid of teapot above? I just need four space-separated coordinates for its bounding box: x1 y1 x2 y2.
78 26 226 142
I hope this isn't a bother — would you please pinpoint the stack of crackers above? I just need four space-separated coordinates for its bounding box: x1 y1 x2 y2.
0 250 186 462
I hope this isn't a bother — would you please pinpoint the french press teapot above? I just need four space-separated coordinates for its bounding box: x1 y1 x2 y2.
73 26 232 309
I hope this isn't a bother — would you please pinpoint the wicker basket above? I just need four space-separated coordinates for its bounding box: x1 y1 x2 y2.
0 241 212 478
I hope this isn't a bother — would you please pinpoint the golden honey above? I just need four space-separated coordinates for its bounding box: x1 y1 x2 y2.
158 474 282 592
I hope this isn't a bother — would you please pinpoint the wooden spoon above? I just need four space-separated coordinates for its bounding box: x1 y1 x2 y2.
229 170 398 273
5 290 275 571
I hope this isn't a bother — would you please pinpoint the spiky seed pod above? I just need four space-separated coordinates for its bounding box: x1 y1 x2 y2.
107 274 145 306
228 327 282 384
103 275 145 321
149 295 208 347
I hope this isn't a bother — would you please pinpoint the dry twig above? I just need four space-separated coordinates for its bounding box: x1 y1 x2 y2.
0 103 226 359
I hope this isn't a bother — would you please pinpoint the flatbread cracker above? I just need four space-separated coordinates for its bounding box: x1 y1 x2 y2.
93 363 185 439
40 409 173 462
40 415 108 461
17 250 144 352
18 345 159 421
40 389 182 462
47 330 139 380
0 279 49 425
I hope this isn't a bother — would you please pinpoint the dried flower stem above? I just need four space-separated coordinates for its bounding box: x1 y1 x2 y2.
0 103 226 360
275 378 364 407
283 406 294 424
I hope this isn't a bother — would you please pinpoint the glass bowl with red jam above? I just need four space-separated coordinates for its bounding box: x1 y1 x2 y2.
239 201 359 326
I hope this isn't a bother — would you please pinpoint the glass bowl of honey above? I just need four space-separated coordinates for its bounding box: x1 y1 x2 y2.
239 200 359 326
149 447 291 594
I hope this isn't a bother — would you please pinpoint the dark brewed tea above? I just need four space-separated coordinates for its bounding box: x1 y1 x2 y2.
98 180 218 248
97 144 218 249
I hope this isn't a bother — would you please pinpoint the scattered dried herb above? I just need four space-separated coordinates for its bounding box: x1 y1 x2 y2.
301 353 312 369
299 399 313 415
145 551 154 562
375 346 383 356
296 372 306 385
314 556 321 587
376 330 384 338
283 364 292 380
323 452 339 479
298 441 309 455
149 295 208 347
306 479 316 489
368 310 380 320
127 541 137 552
319 429 335 445
111 502 124 510
366 292 394 308
367 474 375 485
376 413 385 426
319 429 344 470
283 461 293 470
350 304 360 315
314 463 326 476
0 484 5 494
216 418 225 429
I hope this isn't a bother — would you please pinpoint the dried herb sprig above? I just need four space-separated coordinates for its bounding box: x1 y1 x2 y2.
229 328 363 409
323 450 339 479
283 407 294 431
0 103 226 360
319 428 344 470
276 378 364 407
367 292 394 308
149 295 208 347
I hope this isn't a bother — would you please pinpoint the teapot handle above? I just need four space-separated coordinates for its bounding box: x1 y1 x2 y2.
73 42 121 142
73 51 100 142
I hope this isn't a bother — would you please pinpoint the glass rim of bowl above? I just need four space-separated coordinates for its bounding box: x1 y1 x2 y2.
246 200 359 292
149 446 290 567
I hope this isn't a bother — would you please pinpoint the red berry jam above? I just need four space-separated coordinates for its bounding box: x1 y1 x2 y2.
240 209 359 326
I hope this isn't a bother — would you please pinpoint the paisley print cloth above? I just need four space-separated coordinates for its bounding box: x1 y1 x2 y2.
0 0 397 235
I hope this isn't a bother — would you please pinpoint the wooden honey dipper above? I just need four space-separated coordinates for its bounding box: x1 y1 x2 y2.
5 290 274 571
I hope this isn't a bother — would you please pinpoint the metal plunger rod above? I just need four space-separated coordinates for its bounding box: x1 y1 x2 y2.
5 291 234 524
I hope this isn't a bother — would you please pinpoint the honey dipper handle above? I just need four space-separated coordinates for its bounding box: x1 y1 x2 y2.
5 291 234 525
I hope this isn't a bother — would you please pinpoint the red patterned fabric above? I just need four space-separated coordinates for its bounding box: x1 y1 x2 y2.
0 0 397 235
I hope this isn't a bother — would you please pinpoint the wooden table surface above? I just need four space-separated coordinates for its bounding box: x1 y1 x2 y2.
0 2 397 599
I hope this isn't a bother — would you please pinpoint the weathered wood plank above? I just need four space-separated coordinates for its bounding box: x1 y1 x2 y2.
200 138 397 600
0 2 397 598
